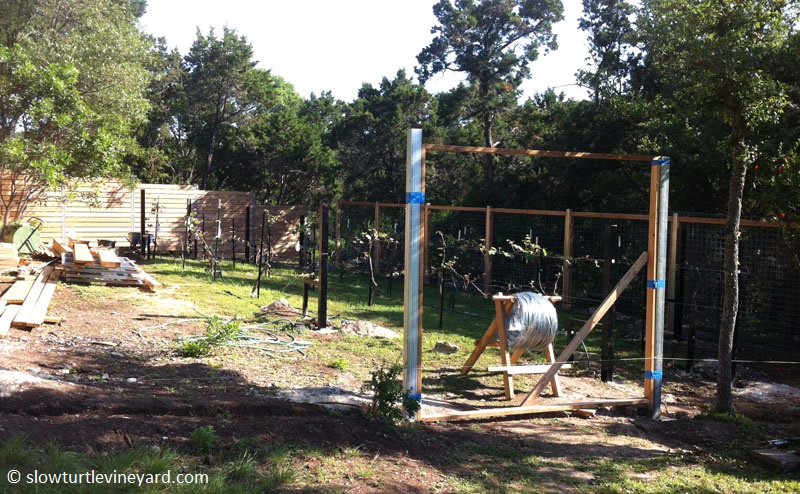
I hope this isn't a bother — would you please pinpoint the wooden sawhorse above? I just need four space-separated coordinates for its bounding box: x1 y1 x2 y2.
461 294 566 400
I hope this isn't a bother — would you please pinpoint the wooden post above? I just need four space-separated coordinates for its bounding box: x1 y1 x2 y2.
667 213 679 339
319 201 329 328
335 203 342 269
601 224 618 382
374 202 382 276
484 206 493 295
245 206 251 264
562 209 574 309
139 189 146 258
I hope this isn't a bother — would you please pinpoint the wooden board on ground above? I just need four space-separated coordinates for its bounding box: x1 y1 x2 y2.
0 305 20 338
751 449 800 472
20 268 59 327
12 266 55 328
1 279 35 304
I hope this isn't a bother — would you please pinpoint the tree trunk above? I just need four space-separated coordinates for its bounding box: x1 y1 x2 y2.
716 113 748 415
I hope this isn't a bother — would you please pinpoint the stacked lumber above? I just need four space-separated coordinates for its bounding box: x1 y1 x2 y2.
0 264 59 337
60 251 162 291
0 243 19 270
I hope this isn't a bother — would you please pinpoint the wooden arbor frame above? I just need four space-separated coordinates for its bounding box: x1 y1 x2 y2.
402 129 670 422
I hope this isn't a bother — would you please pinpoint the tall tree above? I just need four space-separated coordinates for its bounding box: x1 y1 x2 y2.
577 0 636 105
0 0 152 229
334 71 436 203
638 0 797 414
183 27 256 189
416 0 563 190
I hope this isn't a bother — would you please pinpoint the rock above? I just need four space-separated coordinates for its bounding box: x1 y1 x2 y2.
339 320 400 339
126 377 137 383
261 298 301 317
432 341 460 354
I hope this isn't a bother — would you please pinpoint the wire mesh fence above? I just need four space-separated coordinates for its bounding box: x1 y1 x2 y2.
335 201 800 365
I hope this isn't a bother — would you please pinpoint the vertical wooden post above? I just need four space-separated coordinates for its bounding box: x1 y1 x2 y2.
319 201 329 328
562 209 574 309
601 223 618 382
667 213 679 339
140 189 146 257
403 129 424 416
423 203 431 285
484 206 493 295
374 202 382 276
245 206 251 263
335 203 342 269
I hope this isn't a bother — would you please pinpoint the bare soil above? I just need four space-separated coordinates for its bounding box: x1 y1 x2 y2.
1 283 800 492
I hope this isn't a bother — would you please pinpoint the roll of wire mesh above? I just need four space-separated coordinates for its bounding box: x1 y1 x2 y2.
505 292 558 352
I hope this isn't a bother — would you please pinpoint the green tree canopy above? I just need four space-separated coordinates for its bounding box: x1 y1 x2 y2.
0 0 152 228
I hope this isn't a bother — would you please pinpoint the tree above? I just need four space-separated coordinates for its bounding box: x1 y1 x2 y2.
0 0 152 230
577 0 636 105
183 27 256 190
334 70 435 203
638 0 797 414
416 0 563 190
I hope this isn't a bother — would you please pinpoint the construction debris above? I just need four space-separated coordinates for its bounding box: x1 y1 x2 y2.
0 263 58 338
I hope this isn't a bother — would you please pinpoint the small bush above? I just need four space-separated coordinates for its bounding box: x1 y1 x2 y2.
190 425 219 454
178 339 212 358
329 358 348 370
362 363 420 424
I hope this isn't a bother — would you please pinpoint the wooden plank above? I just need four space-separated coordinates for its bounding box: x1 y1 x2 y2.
0 305 20 338
72 243 95 264
488 363 573 375
140 271 163 291
1 279 35 304
51 239 73 255
95 248 121 268
424 143 658 162
419 398 650 422
24 268 59 327
522 251 649 406
751 449 800 472
12 266 54 328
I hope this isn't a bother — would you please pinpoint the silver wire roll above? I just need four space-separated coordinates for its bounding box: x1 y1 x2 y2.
505 292 558 351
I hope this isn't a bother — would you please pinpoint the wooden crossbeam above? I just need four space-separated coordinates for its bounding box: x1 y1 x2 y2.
521 251 648 406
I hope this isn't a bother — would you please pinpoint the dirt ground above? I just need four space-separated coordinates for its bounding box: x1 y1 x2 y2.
1 283 800 492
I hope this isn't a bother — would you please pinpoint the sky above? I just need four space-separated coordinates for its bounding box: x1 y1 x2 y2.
139 0 591 102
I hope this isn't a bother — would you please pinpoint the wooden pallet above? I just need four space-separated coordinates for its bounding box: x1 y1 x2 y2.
61 253 162 290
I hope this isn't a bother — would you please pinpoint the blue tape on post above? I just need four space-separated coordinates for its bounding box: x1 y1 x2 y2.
406 192 426 204
407 393 422 402
647 279 665 289
645 370 663 380
652 157 671 166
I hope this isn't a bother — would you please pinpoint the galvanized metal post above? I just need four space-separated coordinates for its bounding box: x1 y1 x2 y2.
403 128 424 415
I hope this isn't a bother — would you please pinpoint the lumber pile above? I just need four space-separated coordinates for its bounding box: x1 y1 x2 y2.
0 264 59 338
60 250 163 291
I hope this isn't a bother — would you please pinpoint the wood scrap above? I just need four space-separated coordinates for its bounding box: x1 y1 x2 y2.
21 267 59 327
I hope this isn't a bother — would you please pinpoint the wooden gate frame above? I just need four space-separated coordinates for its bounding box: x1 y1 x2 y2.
401 129 671 422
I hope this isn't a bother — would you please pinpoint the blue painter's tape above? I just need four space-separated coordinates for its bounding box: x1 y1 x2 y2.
407 393 422 402
647 279 665 289
652 157 671 166
645 370 663 380
407 192 425 204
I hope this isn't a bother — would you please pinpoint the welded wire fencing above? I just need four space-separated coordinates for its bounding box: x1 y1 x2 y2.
335 201 800 365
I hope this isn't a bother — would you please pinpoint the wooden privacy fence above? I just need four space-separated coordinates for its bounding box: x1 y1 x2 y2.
16 181 302 262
